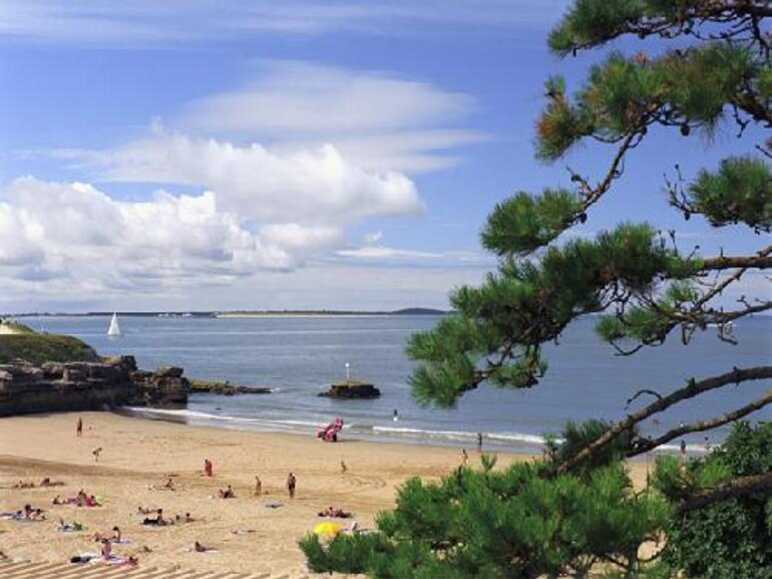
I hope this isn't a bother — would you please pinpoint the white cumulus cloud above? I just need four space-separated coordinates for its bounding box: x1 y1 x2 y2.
0 176 363 297
71 132 424 224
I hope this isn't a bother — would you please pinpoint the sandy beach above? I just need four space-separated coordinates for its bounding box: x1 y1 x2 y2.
0 412 649 576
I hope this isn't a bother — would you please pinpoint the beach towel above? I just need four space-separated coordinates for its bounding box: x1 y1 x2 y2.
101 555 137 566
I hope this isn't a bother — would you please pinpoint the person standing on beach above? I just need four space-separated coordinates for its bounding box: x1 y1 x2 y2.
76 417 83 437
679 440 687 465
477 432 483 452
254 476 262 496
287 472 296 499
461 449 469 466
203 459 213 477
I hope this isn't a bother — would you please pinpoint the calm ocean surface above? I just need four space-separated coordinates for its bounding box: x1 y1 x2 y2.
25 315 771 453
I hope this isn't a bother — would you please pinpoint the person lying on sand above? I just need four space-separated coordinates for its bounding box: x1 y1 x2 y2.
137 506 156 515
174 512 194 523
149 478 176 491
40 477 65 487
217 485 235 499
317 505 353 519
53 495 77 505
51 489 90 507
58 518 85 532
142 508 167 526
62 491 99 507
12 480 35 489
193 541 216 553
95 526 123 542
53 490 96 506
23 504 46 520
71 551 137 567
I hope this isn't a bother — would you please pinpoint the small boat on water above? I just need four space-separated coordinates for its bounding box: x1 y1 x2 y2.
107 312 122 337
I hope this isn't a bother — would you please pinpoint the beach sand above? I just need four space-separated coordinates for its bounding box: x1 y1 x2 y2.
0 412 650 576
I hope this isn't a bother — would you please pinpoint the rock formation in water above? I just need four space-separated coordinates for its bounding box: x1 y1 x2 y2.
189 379 272 395
0 356 189 416
318 380 381 399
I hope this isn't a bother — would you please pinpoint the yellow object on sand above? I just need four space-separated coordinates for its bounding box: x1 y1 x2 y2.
313 522 343 537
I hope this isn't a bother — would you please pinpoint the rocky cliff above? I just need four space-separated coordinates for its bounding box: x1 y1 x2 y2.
0 356 189 417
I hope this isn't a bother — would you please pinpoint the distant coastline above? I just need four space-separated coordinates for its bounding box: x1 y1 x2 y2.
4 307 449 318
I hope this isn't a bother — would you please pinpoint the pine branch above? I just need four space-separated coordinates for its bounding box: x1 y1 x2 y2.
629 390 772 456
603 246 770 354
701 246 772 271
552 0 772 55
570 131 643 214
554 366 772 475
678 471 772 513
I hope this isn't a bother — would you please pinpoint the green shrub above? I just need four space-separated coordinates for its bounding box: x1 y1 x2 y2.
657 422 772 578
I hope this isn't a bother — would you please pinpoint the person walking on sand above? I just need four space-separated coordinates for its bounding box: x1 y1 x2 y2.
254 476 262 496
76 417 83 437
477 432 483 452
340 460 347 474
92 447 102 462
203 458 213 477
461 448 469 466
287 472 296 499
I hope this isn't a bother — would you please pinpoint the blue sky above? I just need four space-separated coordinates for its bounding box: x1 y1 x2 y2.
0 1 767 312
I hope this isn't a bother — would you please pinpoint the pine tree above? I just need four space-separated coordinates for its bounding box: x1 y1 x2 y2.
301 2 770 576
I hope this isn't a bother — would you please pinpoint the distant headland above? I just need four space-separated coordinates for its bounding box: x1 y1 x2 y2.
4 307 449 318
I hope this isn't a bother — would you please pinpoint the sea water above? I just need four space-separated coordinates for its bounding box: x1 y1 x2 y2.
25 315 771 453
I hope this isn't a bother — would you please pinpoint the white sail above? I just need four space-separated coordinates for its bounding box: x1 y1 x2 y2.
107 312 122 337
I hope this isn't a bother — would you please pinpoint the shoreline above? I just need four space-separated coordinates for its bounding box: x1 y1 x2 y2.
124 403 706 457
119 406 548 455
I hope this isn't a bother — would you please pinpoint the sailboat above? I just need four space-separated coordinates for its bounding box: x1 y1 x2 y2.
107 312 122 337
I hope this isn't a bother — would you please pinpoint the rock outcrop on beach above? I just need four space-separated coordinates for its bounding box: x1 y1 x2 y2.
0 356 189 416
319 380 381 399
127 364 190 407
